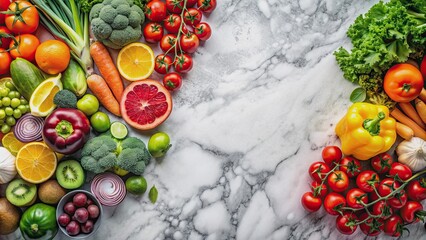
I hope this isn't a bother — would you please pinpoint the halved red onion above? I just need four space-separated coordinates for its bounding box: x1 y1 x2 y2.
91 173 126 206
13 114 44 143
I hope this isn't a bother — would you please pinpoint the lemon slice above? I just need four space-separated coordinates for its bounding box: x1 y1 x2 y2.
2 132 26 156
117 43 155 81
30 74 63 117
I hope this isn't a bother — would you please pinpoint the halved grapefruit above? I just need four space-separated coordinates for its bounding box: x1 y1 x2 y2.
120 80 172 130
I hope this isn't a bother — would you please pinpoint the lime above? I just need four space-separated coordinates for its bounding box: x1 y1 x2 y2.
110 122 128 139
148 132 171 158
90 112 111 133
125 176 147 195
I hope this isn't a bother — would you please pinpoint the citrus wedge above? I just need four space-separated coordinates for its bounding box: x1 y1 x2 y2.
16 142 57 184
30 74 63 117
2 132 26 156
117 43 155 81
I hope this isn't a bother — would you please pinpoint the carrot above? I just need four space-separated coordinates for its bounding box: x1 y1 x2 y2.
415 98 426 124
390 108 426 140
398 102 426 129
90 41 123 101
419 89 426 103
396 122 414 140
87 74 121 117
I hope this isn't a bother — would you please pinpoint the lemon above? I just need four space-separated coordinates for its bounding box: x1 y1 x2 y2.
2 132 26 156
30 74 63 117
117 43 155 81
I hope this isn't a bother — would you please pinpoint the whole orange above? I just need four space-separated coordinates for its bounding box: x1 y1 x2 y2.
35 40 70 75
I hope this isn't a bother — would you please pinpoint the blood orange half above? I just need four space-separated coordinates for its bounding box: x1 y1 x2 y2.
120 80 172 130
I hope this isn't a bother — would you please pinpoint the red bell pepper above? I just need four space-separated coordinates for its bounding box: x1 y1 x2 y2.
43 108 90 154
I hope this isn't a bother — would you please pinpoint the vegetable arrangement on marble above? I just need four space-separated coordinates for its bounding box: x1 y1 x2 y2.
301 0 426 237
0 0 215 238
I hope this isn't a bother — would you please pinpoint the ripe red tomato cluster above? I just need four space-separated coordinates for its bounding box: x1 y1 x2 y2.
142 0 215 92
301 146 426 237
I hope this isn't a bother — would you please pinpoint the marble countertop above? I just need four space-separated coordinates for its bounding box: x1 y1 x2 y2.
4 0 426 239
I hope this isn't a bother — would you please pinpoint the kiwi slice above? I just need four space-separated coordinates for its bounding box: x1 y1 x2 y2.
6 179 37 207
56 160 85 189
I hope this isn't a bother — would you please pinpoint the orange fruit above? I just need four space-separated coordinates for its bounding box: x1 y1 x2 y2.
16 142 57 184
35 40 70 75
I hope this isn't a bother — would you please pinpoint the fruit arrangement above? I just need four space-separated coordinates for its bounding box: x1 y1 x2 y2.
0 0 215 238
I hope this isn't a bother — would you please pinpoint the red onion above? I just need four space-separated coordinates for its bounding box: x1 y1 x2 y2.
91 173 126 206
13 114 43 143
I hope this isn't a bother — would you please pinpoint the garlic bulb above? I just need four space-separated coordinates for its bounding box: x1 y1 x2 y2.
0 147 16 184
396 137 426 172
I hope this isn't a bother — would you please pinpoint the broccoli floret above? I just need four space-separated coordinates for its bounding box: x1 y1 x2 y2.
99 5 117 24
116 4 131 17
80 135 118 173
128 10 142 28
89 3 103 19
109 26 141 47
91 18 113 40
53 90 77 108
116 137 151 175
111 15 129 30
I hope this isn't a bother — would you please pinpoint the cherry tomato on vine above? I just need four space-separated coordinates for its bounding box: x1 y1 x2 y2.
163 14 182 34
187 0 197 7
308 161 330 183
356 170 380 193
321 146 342 166
387 190 407 209
346 188 368 209
359 212 384 236
384 214 403 237
407 179 426 201
324 192 346 215
310 181 327 199
179 33 199 53
336 212 358 235
197 0 216 13
184 8 202 26
165 0 184 13
160 34 177 52
378 178 400 198
146 0 167 22
9 33 39 61
327 170 349 193
400 201 425 223
371 153 393 174
301 192 322 212
0 49 11 75
174 53 193 73
0 0 10 25
5 1 39 34
194 22 212 41
0 26 11 49
384 63 424 103
372 200 393 220
163 72 182 91
339 156 361 178
143 22 164 43
389 162 412 181
154 54 173 74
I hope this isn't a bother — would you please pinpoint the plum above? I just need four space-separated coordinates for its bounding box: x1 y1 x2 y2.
73 193 87 207
87 205 100 219
74 208 89 223
58 213 71 227
66 221 80 236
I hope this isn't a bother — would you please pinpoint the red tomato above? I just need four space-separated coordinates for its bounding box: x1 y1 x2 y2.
378 178 400 198
143 22 164 43
310 181 327 198
154 54 173 74
165 0 183 13
400 201 424 223
0 26 12 49
339 156 361 178
5 1 39 34
370 153 393 174
160 34 177 52
179 33 199 53
384 63 424 102
9 33 39 61
321 146 342 166
323 192 346 215
197 0 216 13
359 212 384 236
0 48 11 75
194 22 212 41
356 170 380 193
407 179 426 201
369 190 380 202
187 0 197 7
387 190 407 209
372 200 393 220
308 161 330 183
183 8 202 26
0 0 10 24
300 192 322 212
327 170 349 193
421 55 426 79
146 0 167 22
163 14 182 34
346 188 368 209
163 72 182 91
174 53 193 73
336 212 358 235
389 162 412 181
383 214 403 237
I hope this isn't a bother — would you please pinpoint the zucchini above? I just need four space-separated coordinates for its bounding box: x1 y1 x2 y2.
10 58 46 100
61 59 87 97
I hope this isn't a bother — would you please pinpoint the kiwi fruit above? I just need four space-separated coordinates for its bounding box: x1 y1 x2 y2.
38 179 67 205
56 160 85 189
6 179 37 207
0 198 20 235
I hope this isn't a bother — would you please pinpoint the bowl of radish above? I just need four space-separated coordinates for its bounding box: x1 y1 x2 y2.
56 190 103 239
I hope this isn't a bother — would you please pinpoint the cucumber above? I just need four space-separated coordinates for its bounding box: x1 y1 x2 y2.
61 59 87 97
10 58 46 101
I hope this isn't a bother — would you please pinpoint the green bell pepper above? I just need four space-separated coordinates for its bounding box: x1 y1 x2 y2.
20 203 58 240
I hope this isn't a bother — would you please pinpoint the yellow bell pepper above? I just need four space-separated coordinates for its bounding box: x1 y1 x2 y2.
335 103 396 160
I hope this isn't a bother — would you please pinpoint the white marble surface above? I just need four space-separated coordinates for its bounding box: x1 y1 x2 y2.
4 0 426 239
